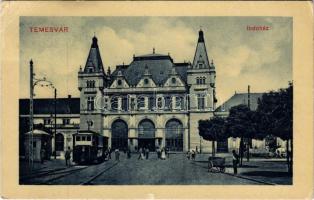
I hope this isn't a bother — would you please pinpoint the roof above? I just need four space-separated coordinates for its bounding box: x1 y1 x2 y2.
174 63 189 83
111 53 189 86
19 97 80 115
24 129 50 135
84 36 105 73
192 30 211 69
216 93 264 112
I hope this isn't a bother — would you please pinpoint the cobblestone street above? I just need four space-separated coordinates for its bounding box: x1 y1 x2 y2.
20 152 292 185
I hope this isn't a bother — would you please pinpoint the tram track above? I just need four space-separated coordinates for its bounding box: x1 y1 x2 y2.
20 167 69 181
43 160 118 185
80 162 119 185
41 166 90 185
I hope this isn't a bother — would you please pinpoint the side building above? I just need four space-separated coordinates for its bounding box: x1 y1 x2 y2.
215 92 286 153
19 96 80 158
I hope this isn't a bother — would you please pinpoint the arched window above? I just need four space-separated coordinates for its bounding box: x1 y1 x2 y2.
196 78 200 85
156 96 164 109
138 119 156 151
117 79 122 86
165 119 183 151
171 77 176 84
144 78 149 85
111 119 128 150
111 96 119 111
137 96 146 110
138 119 155 138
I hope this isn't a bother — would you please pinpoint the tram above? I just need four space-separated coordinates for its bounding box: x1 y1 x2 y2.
73 130 107 164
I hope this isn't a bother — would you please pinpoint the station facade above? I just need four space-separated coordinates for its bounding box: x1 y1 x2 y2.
78 30 217 152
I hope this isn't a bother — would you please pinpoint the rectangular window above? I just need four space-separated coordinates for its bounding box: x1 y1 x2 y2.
82 136 86 141
149 96 154 110
103 97 109 111
122 97 128 111
44 118 51 125
87 97 95 111
175 96 183 109
76 136 81 141
197 94 205 110
62 118 70 125
137 97 145 110
129 98 136 111
87 136 91 141
164 96 171 110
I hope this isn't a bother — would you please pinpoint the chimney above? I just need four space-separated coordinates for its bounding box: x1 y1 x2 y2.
248 85 251 110
68 95 71 99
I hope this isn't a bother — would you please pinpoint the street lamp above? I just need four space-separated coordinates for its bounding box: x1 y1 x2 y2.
29 59 55 171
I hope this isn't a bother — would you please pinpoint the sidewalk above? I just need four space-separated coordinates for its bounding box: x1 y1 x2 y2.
195 153 292 185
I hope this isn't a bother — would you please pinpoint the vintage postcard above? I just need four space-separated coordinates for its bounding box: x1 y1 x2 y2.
1 1 313 199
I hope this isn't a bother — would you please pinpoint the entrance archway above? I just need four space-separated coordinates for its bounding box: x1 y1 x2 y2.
111 119 128 150
217 139 228 153
55 133 64 151
165 119 183 151
138 119 155 151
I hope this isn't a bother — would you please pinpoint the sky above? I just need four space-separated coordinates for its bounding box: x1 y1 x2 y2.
20 16 292 104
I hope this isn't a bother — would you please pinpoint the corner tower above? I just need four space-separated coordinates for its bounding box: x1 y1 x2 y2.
187 30 217 152
78 36 107 133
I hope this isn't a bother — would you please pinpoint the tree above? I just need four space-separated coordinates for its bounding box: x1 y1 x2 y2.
225 104 257 165
257 83 293 174
199 116 226 157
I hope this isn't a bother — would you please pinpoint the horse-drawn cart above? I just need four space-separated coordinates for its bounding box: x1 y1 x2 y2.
208 157 226 172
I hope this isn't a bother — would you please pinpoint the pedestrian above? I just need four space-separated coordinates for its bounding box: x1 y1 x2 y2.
191 150 195 161
156 147 161 159
161 148 166 160
186 150 191 160
105 149 109 160
145 147 149 159
127 148 131 159
40 148 45 164
108 147 112 159
165 147 169 158
65 147 71 167
232 150 239 174
138 148 143 160
115 149 120 161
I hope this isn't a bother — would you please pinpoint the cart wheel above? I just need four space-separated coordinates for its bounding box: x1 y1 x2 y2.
220 167 226 173
208 161 213 172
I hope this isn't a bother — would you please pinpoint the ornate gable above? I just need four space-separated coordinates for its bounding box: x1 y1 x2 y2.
163 68 185 87
110 70 130 89
136 65 157 88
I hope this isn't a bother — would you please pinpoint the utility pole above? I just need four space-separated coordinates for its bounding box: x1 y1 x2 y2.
28 59 55 169
248 85 251 110
54 88 57 159
29 60 34 171
247 85 251 162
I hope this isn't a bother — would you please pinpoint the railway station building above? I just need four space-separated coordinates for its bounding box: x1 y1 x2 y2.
78 30 217 152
